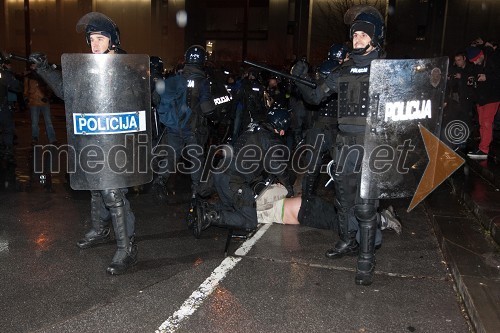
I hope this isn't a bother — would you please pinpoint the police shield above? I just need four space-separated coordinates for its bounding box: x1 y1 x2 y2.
360 57 448 199
62 54 151 190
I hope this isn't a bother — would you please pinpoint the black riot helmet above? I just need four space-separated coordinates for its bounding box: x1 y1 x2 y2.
150 56 164 78
328 44 349 62
267 106 291 132
184 45 206 65
317 59 340 78
76 12 120 50
345 5 385 53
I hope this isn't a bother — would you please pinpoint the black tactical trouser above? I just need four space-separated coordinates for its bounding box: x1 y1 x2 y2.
332 133 381 246
213 172 258 230
154 129 205 193
298 196 337 230
301 118 337 197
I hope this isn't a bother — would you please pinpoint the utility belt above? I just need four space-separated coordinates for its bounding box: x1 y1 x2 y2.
315 114 337 123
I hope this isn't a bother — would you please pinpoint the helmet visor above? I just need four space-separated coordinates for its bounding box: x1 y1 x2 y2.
344 5 383 25
76 12 117 35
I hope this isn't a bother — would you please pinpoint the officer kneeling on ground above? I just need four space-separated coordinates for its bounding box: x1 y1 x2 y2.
198 106 295 233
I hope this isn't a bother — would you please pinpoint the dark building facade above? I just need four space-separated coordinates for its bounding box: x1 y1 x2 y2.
1 0 499 72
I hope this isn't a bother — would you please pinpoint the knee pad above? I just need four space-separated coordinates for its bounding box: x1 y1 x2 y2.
101 189 125 209
354 203 377 224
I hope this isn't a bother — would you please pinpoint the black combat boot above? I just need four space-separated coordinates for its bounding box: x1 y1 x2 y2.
325 232 359 258
325 201 358 258
192 200 215 239
354 203 378 286
151 175 169 204
106 206 138 275
77 227 111 249
77 192 111 249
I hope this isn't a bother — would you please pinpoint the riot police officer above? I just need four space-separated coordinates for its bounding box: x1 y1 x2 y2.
291 5 400 285
199 106 294 232
300 43 349 198
153 45 216 203
205 66 234 146
29 12 139 275
264 75 288 109
231 67 267 141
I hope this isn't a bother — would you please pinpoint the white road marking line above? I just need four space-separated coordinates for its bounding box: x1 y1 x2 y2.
156 223 271 333
234 223 270 256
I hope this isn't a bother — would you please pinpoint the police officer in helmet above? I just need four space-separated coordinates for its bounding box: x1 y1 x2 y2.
231 66 267 141
153 44 216 206
199 106 294 233
327 43 350 63
29 12 140 275
292 5 401 286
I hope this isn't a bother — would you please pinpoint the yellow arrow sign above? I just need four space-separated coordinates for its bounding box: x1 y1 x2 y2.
407 124 465 212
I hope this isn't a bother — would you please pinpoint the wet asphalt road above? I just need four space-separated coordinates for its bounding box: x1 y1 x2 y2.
0 106 472 333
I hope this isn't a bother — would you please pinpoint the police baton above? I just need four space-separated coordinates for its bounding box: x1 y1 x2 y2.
8 53 29 62
8 53 58 69
243 60 317 88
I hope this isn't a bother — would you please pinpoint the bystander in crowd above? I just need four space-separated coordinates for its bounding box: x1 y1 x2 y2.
24 62 58 145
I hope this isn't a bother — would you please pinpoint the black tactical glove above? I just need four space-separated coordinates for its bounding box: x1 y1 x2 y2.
290 60 309 78
285 184 295 198
28 52 49 71
324 72 337 90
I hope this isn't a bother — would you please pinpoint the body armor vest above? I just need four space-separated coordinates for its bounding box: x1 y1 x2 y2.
318 96 338 118
337 65 370 126
312 94 337 129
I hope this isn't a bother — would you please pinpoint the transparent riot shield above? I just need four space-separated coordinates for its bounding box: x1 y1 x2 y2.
360 57 448 199
61 54 151 190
